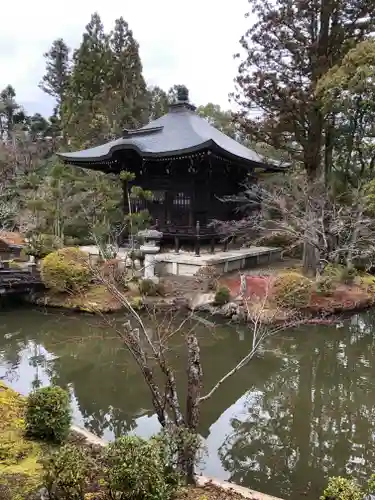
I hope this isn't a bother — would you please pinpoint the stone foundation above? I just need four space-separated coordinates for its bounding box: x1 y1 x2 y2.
155 247 282 277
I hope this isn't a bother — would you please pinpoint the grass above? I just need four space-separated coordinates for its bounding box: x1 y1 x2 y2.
0 382 44 499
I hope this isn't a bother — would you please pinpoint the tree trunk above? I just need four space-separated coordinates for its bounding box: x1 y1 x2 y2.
302 201 319 277
302 141 323 276
184 333 203 484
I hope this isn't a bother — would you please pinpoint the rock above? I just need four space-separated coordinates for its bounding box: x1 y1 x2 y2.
127 281 140 293
35 487 49 500
220 302 240 318
189 292 216 311
134 258 141 270
172 297 190 309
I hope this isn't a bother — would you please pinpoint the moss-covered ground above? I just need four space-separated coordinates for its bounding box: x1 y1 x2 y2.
0 382 45 499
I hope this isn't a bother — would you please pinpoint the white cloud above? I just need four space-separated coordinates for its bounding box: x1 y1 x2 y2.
0 0 250 116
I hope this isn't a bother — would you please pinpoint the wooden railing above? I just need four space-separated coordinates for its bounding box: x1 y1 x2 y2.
152 219 231 256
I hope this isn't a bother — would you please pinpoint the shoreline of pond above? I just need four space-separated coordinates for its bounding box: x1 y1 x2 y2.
24 277 375 329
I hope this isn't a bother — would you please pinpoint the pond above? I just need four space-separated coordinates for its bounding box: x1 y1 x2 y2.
0 306 375 500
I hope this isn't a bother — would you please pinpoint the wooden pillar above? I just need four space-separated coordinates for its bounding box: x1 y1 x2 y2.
195 221 200 257
210 237 215 254
174 236 180 254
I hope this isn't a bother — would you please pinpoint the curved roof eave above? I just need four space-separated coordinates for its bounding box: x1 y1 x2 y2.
57 139 278 171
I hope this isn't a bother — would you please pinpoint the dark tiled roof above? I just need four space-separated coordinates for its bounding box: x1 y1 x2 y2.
58 102 276 170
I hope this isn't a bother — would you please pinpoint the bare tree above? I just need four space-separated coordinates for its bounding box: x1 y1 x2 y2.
86 252 302 484
213 174 375 274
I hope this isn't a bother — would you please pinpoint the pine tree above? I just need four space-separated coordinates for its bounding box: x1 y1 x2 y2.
0 85 25 138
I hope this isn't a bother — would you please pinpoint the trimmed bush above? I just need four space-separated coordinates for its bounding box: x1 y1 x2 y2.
103 435 177 500
273 272 312 308
138 279 158 296
214 285 231 306
41 247 92 293
25 386 72 443
321 477 362 500
42 444 98 500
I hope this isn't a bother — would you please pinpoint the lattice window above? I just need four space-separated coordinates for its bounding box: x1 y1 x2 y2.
151 190 165 203
130 197 146 212
173 192 191 207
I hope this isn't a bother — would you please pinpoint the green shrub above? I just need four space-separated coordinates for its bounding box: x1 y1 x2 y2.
323 263 357 284
322 263 344 280
138 279 158 296
41 247 92 293
273 272 312 308
321 477 362 500
367 474 375 494
356 274 375 293
214 286 231 306
42 444 98 500
103 435 176 500
0 473 40 500
315 275 335 296
152 426 201 487
340 266 357 285
25 386 72 443
26 233 63 260
129 296 144 310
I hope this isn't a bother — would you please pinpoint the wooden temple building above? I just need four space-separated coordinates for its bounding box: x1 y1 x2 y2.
58 88 280 247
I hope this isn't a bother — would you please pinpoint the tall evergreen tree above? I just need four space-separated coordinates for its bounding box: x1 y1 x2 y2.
107 16 149 131
62 12 112 147
233 0 375 274
148 85 169 120
39 38 71 119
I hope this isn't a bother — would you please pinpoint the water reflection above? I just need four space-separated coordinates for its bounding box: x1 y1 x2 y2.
1 307 375 499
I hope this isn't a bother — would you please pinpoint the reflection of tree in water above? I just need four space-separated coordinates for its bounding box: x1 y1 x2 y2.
0 310 264 441
218 313 375 500
38 325 153 438
4 307 375 498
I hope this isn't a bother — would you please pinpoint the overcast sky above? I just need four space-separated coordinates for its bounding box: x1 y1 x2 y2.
0 0 250 117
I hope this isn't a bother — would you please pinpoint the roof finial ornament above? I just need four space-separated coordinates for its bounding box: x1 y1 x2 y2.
176 85 189 103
